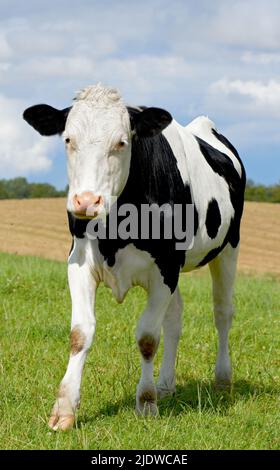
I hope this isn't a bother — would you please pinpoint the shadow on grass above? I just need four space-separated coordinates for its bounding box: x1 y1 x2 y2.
159 379 278 417
79 378 278 425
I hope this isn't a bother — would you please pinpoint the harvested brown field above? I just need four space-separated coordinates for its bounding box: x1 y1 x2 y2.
0 198 279 275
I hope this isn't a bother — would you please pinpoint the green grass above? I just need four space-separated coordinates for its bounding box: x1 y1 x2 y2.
0 252 279 450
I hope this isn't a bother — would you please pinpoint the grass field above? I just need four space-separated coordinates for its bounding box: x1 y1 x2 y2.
0 252 279 450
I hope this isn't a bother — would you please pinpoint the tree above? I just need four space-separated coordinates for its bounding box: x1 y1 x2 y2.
0 178 67 199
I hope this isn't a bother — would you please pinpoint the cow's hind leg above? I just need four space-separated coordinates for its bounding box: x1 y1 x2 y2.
209 243 239 389
157 287 183 399
135 270 173 416
48 240 96 431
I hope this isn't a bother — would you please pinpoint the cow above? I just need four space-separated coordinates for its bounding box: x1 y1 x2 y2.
23 84 246 430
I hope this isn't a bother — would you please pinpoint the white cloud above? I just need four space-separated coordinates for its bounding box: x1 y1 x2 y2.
209 79 280 115
95 55 192 95
0 62 11 72
17 56 96 79
0 94 55 177
0 32 12 59
10 54 193 108
241 51 280 65
207 1 280 49
221 119 280 148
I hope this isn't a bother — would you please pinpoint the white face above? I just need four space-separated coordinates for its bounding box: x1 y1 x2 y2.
23 84 173 220
64 88 131 217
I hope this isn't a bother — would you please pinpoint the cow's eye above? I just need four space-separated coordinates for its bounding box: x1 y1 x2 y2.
118 140 127 148
65 137 71 144
112 140 128 152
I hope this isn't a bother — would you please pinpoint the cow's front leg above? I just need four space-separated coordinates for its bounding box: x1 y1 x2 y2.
135 273 173 416
49 247 96 431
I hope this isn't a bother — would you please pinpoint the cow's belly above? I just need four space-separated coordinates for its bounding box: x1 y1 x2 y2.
100 216 232 299
101 237 228 305
180 245 218 272
180 218 232 272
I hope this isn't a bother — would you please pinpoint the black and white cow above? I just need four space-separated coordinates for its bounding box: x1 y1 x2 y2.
23 84 246 430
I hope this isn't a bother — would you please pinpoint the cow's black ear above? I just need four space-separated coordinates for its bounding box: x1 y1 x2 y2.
130 107 172 138
23 104 71 136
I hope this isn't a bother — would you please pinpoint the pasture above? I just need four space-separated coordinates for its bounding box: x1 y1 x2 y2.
0 251 279 449
0 199 279 449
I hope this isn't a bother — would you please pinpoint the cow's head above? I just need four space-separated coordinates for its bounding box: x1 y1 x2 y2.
23 84 172 218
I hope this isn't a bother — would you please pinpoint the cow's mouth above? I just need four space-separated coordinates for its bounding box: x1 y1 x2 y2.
72 211 99 220
72 200 105 220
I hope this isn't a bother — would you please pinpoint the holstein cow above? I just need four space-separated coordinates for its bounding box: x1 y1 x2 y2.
23 84 246 430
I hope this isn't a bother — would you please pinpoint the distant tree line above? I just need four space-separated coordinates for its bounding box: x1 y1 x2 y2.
0 177 279 202
245 179 280 203
0 177 67 199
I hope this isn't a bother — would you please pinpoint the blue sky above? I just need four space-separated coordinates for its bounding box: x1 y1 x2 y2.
0 0 279 188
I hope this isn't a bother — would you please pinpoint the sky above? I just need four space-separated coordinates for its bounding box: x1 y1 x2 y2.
0 0 279 188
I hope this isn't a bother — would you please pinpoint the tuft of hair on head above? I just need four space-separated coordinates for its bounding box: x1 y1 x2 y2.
74 83 124 108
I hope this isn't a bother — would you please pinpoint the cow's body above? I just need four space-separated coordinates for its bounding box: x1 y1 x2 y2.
23 85 245 430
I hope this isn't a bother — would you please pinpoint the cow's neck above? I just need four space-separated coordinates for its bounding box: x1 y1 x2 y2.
119 132 186 207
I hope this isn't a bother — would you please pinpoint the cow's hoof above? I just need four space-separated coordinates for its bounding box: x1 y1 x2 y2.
136 385 158 417
48 413 75 431
215 377 232 391
135 401 158 417
156 385 176 400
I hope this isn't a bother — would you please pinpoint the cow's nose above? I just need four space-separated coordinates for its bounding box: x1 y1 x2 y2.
73 192 104 217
